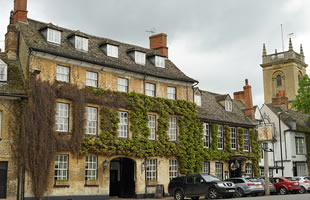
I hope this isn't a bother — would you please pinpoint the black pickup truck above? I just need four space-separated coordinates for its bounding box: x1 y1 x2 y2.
168 173 236 200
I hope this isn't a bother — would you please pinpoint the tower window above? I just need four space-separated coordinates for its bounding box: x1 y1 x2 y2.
276 75 282 87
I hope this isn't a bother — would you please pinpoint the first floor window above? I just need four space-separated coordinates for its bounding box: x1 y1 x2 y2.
245 164 253 177
167 87 176 100
244 129 250 152
168 117 177 141
215 162 223 180
118 77 128 92
202 161 210 174
86 107 98 135
56 102 69 132
230 127 237 150
169 159 178 180
146 159 157 182
218 125 223 150
118 111 128 138
55 154 68 181
145 83 155 97
203 123 210 148
85 156 97 180
56 65 70 83
295 137 305 154
148 115 156 140
86 71 98 87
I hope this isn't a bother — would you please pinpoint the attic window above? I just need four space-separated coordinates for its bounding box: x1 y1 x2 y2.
47 28 61 44
225 100 232 112
135 51 146 65
155 56 165 68
107 44 118 58
194 95 201 106
0 59 7 82
74 36 88 52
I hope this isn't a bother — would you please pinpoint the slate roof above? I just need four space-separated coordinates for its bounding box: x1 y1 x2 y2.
0 53 25 97
266 104 310 132
197 90 255 127
16 19 197 83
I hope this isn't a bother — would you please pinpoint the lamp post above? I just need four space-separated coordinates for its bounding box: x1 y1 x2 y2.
277 112 284 177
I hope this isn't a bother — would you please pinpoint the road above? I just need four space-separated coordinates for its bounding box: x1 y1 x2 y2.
115 193 310 200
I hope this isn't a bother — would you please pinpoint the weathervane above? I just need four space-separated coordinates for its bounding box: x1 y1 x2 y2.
145 27 156 35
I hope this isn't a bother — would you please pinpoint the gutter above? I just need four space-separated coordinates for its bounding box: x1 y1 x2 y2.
199 118 256 128
28 47 198 84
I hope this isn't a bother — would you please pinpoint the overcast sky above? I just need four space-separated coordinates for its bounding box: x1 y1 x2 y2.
1 0 310 108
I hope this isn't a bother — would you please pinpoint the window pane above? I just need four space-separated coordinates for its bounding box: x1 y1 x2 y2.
56 103 69 132
169 159 178 180
167 87 176 100
168 117 177 141
118 78 128 92
55 155 68 181
146 83 155 97
85 156 97 180
118 111 128 138
148 115 156 140
146 159 157 181
86 71 98 87
86 107 97 135
57 66 70 83
135 51 146 65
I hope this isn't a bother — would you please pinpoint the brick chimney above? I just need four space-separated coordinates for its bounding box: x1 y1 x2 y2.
149 33 168 57
13 0 28 24
233 79 255 121
272 96 288 111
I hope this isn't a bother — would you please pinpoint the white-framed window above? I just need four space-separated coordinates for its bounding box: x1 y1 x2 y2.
218 125 223 150
118 111 128 138
203 123 210 148
56 65 70 83
47 28 61 44
244 129 250 152
145 83 155 97
86 71 98 88
194 95 201 106
245 164 252 177
0 59 7 82
55 154 68 181
146 159 157 182
296 137 305 154
118 77 128 93
260 168 264 177
296 163 307 176
230 127 237 150
85 156 97 180
56 103 69 132
215 162 223 180
107 44 118 58
0 111 2 138
169 159 178 180
135 51 146 65
225 100 232 112
167 87 176 100
86 107 98 135
75 36 88 51
168 117 177 141
148 115 156 140
155 56 165 68
202 161 210 174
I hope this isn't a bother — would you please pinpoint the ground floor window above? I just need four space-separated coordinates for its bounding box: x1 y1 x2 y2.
215 162 223 180
296 162 307 176
260 168 264 177
245 164 253 177
85 156 97 180
146 159 157 182
169 159 178 180
202 161 210 174
54 154 69 181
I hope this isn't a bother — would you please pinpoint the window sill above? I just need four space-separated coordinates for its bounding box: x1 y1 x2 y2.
85 180 99 187
54 181 70 187
146 181 158 186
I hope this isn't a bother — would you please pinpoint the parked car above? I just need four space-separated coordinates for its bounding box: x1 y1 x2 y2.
168 173 236 200
270 177 301 195
226 177 265 197
292 176 310 194
257 177 276 194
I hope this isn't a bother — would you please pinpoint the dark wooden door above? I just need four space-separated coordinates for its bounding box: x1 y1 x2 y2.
0 162 8 198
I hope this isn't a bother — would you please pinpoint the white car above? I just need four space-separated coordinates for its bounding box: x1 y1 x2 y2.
293 176 310 194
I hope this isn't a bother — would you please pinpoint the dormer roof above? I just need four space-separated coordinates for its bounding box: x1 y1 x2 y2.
17 19 197 83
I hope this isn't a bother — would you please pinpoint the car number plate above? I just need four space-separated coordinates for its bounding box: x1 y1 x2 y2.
228 190 235 192
256 185 260 187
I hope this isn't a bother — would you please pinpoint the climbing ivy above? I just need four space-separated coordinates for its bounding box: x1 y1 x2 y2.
210 123 218 150
224 125 231 153
238 128 244 152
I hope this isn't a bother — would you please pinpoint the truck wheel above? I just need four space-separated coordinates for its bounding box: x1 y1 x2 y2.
207 188 218 199
279 187 287 195
174 190 184 200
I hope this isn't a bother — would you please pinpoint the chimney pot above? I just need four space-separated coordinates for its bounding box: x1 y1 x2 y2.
149 33 168 57
245 79 248 86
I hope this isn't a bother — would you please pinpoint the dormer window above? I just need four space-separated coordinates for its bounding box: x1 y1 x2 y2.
107 44 118 58
155 56 165 68
46 28 61 44
135 51 146 65
0 59 7 82
74 36 88 52
225 100 232 112
194 95 201 106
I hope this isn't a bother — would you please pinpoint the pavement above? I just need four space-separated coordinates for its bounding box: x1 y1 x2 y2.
113 193 310 200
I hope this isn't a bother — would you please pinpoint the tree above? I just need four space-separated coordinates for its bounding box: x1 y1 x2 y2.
293 74 310 114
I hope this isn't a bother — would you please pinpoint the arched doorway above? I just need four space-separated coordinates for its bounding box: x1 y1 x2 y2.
109 157 136 198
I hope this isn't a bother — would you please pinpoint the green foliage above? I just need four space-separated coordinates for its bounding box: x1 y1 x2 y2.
210 124 218 150
238 128 244 152
250 129 261 177
224 125 231 152
293 74 310 116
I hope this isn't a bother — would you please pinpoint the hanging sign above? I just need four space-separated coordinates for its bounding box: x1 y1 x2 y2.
257 124 273 141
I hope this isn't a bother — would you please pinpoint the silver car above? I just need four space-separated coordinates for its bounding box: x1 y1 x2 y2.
257 177 276 194
293 176 310 194
227 177 265 197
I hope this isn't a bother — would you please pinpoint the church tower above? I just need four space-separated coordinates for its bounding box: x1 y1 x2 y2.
261 39 307 106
